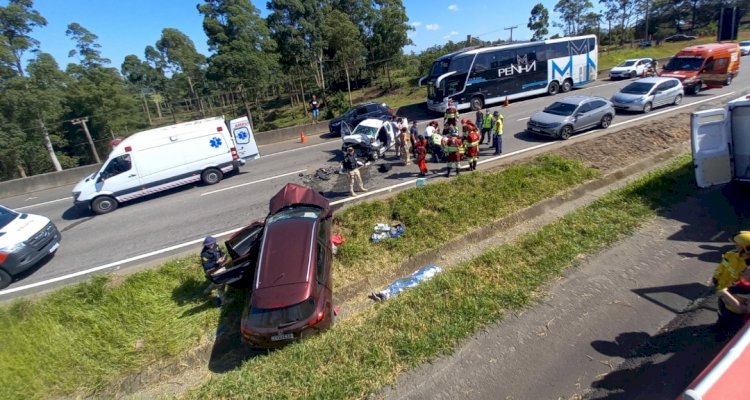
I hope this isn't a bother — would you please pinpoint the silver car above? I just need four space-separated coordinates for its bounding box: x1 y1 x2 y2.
610 77 684 113
526 95 615 140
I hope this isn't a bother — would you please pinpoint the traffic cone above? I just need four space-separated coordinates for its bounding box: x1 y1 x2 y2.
503 96 509 107
300 131 307 144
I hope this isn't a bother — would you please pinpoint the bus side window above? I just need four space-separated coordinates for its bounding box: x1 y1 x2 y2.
549 42 569 59
472 54 490 74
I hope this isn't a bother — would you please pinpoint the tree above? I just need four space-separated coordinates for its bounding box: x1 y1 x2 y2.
367 0 412 88
599 0 641 45
0 0 47 77
198 0 278 127
155 28 208 116
528 3 550 41
323 9 365 104
65 23 111 70
554 0 593 35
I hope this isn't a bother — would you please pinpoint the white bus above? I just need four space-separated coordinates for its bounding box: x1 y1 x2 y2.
419 35 598 113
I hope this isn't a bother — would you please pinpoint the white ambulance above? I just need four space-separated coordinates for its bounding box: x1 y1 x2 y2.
691 94 750 187
72 116 260 215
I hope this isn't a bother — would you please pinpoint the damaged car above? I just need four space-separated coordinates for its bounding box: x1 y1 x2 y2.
340 117 405 160
210 183 334 348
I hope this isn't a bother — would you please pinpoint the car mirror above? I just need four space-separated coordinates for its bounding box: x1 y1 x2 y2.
96 174 105 183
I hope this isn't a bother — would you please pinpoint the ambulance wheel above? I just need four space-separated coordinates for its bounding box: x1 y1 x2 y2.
0 269 11 290
547 81 560 95
561 79 573 93
470 96 484 111
201 168 223 185
91 196 118 215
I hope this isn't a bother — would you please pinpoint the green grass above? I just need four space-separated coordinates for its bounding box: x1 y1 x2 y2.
186 154 696 400
0 154 597 399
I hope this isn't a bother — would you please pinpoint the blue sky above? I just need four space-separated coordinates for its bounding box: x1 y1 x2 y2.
15 0 564 70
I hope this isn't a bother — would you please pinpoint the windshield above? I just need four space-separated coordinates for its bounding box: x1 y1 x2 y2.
617 60 636 67
248 297 316 329
663 57 704 71
543 102 578 116
741 41 750 46
351 125 379 138
620 82 654 94
429 59 450 77
0 206 19 230
266 206 320 225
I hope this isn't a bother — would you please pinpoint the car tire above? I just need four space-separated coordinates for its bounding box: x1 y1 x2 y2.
642 102 653 113
692 84 701 95
0 269 12 290
91 195 118 215
561 79 573 93
470 96 484 111
201 168 223 185
673 94 683 105
629 71 637 79
547 81 560 95
559 125 573 140
600 114 613 129
726 75 733 86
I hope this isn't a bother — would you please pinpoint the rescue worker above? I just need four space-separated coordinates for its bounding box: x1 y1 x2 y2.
463 123 481 171
399 127 412 166
714 232 750 337
492 110 504 155
443 130 463 177
342 146 368 197
201 236 228 306
444 100 459 128
481 109 494 145
415 135 429 176
430 127 444 163
713 231 750 290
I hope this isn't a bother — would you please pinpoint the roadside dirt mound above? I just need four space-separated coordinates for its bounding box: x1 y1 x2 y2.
554 113 690 172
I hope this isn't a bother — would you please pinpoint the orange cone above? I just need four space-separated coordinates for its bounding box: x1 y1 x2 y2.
300 131 307 144
503 96 509 107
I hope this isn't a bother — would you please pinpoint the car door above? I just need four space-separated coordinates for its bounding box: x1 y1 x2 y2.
634 60 644 76
653 82 671 107
574 101 597 130
96 153 140 199
353 106 369 126
691 108 732 188
229 117 261 161
216 221 265 289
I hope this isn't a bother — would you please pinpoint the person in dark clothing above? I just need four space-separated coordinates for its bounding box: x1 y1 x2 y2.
201 236 228 306
410 121 419 157
342 146 368 197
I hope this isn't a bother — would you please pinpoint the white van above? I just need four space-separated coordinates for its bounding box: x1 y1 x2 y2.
0 205 61 289
691 94 750 187
73 116 260 215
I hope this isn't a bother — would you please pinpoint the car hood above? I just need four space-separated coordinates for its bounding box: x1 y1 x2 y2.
530 111 568 124
0 213 49 248
610 66 633 73
268 183 330 216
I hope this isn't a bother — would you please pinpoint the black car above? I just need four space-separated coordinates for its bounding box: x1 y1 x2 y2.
664 34 697 42
329 102 392 136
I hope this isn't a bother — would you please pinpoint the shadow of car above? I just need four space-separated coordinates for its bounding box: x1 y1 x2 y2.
526 95 615 140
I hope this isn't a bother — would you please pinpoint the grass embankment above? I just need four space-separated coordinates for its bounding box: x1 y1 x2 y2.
0 155 597 399
187 155 695 399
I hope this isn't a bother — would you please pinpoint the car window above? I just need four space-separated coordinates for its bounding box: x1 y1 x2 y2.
366 104 380 113
544 102 577 116
356 107 368 116
248 298 316 329
577 102 594 113
316 222 326 284
617 60 636 67
655 82 670 91
101 154 132 179
0 206 19 230
589 100 607 109
621 82 654 94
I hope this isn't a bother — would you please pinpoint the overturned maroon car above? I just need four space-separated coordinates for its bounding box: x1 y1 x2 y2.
210 183 334 348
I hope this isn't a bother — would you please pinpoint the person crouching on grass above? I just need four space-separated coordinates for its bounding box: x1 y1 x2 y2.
200 236 228 307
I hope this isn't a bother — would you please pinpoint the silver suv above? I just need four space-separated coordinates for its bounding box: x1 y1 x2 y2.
610 77 684 113
526 95 615 140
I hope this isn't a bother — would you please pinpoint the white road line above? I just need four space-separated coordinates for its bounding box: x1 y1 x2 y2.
262 141 332 157
0 227 244 297
2 91 738 296
517 117 530 121
15 197 70 211
201 169 307 196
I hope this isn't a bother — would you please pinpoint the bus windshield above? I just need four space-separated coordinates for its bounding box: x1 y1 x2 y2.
663 57 704 71
429 55 474 78
430 59 451 77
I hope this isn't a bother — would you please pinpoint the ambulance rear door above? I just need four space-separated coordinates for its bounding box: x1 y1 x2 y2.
691 108 732 188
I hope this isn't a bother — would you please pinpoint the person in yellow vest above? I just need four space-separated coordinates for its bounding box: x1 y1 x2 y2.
713 231 750 290
463 123 481 171
481 109 494 145
443 130 462 177
492 110 504 155
430 127 445 162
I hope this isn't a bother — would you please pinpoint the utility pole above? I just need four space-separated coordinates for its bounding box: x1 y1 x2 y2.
505 25 518 42
71 117 101 164
644 0 650 40
39 117 62 172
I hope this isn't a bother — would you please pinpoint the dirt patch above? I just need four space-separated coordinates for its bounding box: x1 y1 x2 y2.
99 111 697 400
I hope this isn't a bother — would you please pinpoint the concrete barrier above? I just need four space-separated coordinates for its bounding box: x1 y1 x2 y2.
1 164 100 199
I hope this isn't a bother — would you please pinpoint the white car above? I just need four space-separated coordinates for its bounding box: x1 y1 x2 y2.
739 41 750 56
609 58 654 80
340 117 403 160
0 205 61 289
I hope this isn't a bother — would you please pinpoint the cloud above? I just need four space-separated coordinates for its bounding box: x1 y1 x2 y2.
443 31 459 39
425 23 440 31
411 21 422 27
450 31 459 36
448 4 459 11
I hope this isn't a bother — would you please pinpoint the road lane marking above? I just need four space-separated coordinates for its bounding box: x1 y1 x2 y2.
262 141 332 157
517 117 530 121
15 197 70 211
201 169 307 196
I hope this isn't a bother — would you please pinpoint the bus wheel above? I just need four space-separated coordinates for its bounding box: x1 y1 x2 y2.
92 196 118 215
561 79 573 93
547 81 560 95
559 125 573 140
470 96 484 111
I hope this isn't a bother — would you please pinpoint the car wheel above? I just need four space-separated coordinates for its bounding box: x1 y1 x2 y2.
561 79 573 93
470 96 484 111
0 269 12 290
629 71 637 79
201 168 223 185
370 151 379 161
91 195 118 215
726 75 733 86
673 94 683 105
600 114 613 129
547 81 560 95
692 84 701 95
642 102 653 113
559 125 573 140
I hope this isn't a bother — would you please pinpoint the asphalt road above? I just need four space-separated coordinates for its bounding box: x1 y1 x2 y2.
2 73 747 300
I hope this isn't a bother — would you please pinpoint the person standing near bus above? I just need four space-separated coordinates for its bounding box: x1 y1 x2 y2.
444 100 459 128
481 109 494 145
475 109 484 131
443 131 463 177
463 123 480 171
492 110 504 155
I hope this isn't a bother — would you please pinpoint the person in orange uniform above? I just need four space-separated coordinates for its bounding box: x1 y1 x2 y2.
443 130 463 177
463 123 481 171
414 135 429 176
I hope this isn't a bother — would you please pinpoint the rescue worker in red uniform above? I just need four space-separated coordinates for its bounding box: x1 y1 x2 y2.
444 100 459 128
463 123 481 171
443 130 463 177
415 135 429 176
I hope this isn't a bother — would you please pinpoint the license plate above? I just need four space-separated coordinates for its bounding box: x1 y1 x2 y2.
49 242 59 253
271 333 294 342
